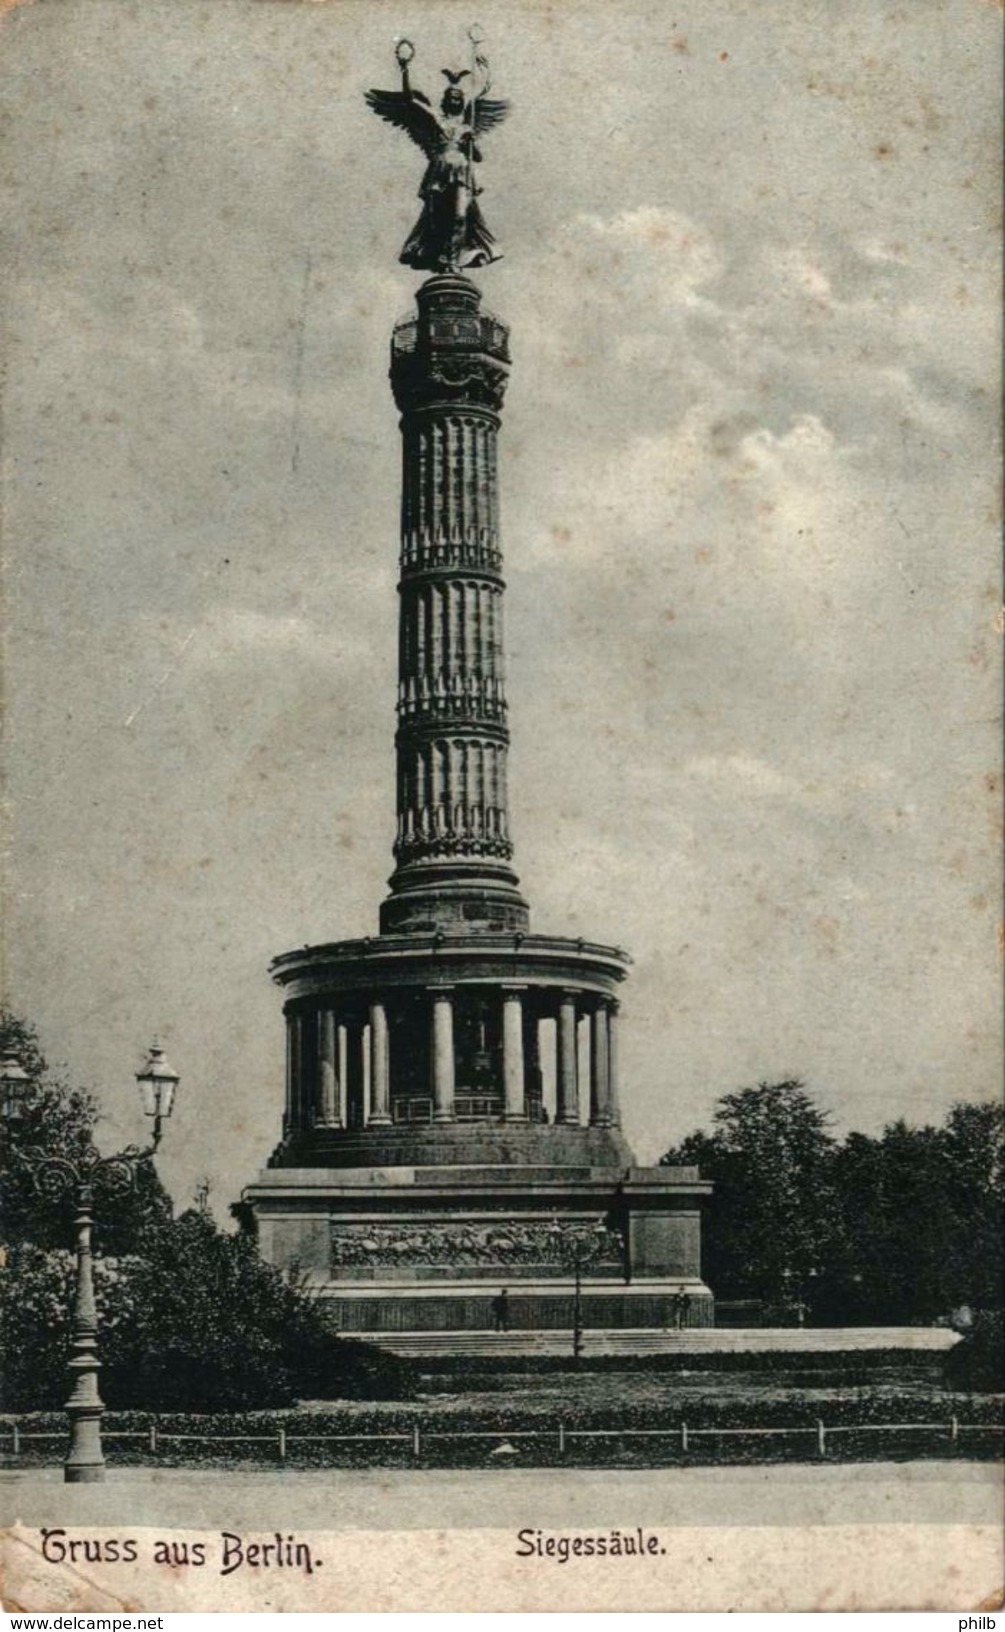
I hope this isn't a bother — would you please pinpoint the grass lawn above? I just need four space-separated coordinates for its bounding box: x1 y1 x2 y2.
4 1368 1002 1470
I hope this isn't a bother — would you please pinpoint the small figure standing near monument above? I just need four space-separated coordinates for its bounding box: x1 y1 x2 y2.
492 1288 511 1333
669 1291 690 1331
365 29 509 273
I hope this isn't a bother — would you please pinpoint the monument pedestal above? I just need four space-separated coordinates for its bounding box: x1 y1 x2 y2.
243 1157 712 1332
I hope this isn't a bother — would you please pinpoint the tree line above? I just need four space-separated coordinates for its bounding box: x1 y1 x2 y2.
661 1078 1004 1331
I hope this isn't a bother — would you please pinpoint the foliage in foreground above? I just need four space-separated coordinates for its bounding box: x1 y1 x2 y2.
3 1386 1001 1471
5 1385 1002 1435
98 1209 413 1410
0 1012 412 1412
0 1211 412 1412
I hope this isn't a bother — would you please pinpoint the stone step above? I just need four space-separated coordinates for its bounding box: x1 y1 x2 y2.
358 1326 960 1360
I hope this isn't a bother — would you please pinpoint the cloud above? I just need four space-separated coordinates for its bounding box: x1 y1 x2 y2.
562 206 724 307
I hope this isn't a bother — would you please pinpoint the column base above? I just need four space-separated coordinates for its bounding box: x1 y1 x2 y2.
367 1113 393 1127
380 862 529 937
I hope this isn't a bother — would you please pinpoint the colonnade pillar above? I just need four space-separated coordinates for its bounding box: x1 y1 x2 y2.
431 989 456 1122
524 1004 543 1114
557 992 580 1125
318 1008 340 1127
590 1004 610 1127
607 998 621 1129
502 987 526 1121
282 1005 293 1135
368 1001 391 1125
346 1019 366 1130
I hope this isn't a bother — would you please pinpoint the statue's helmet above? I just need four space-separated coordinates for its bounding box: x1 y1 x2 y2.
441 84 465 115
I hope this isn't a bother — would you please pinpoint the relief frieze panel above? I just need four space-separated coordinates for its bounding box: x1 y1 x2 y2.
330 1220 623 1270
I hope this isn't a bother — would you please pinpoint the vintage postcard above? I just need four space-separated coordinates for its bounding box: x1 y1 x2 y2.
1 0 1002 1614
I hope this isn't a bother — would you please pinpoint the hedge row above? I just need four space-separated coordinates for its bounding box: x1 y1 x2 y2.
3 1389 1001 1439
418 1347 952 1378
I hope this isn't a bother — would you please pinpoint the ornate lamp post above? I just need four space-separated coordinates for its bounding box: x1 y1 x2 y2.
549 1219 612 1366
780 1265 819 1328
0 1042 181 1484
0 1051 31 1128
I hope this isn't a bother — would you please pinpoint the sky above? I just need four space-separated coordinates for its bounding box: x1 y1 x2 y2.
2 0 1001 1218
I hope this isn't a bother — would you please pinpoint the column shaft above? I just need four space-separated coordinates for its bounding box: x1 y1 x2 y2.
318 1008 340 1127
289 1013 304 1132
590 1005 611 1127
523 1004 543 1118
368 1001 391 1125
431 992 455 1122
346 1020 366 1131
284 1014 295 1136
606 1001 621 1129
502 989 526 1121
557 995 580 1125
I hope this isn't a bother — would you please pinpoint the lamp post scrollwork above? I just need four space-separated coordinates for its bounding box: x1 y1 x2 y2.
548 1217 619 1367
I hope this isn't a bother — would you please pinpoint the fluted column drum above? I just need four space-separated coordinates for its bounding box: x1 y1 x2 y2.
381 274 529 936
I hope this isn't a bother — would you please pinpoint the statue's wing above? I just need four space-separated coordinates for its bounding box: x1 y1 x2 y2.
472 97 510 137
364 88 440 158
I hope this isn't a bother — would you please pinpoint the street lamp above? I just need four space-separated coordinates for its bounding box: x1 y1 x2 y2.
0 1052 31 1127
0 1041 181 1483
780 1265 818 1328
549 1218 612 1366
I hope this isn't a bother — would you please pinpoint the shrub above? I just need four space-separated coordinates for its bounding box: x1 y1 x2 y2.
101 1211 414 1410
944 1310 1004 1393
0 1244 144 1412
1 1212 413 1413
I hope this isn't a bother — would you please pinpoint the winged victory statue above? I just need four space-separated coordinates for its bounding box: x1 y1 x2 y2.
365 31 509 274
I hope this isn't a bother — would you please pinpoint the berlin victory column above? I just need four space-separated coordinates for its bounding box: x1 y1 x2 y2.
241 35 713 1338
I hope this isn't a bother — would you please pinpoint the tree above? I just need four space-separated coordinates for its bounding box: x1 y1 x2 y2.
941 1101 1004 1311
661 1079 839 1312
0 1010 170 1253
832 1122 952 1322
833 1103 1004 1323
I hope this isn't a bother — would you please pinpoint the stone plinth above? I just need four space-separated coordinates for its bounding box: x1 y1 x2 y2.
241 1162 713 1332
